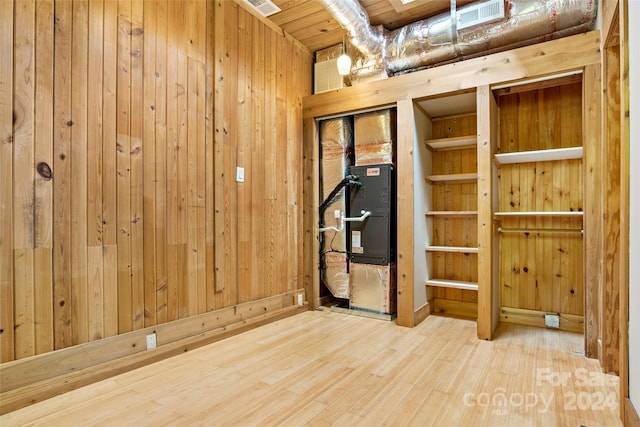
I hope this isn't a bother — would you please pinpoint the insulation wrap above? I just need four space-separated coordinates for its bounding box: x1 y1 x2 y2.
349 262 397 315
354 109 396 166
320 118 353 298
323 253 350 299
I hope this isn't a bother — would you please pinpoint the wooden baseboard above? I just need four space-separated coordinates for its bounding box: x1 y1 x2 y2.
0 292 306 415
626 398 640 427
500 306 583 333
414 301 431 326
431 299 477 319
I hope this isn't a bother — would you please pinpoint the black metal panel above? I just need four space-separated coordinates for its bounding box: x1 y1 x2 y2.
347 164 396 265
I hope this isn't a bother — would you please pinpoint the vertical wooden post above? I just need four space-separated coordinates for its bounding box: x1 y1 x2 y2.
303 117 319 309
396 99 415 327
618 0 631 420
477 85 498 340
583 64 602 359
602 41 621 376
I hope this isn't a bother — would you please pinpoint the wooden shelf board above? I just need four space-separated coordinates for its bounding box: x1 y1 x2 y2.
425 173 478 183
494 211 584 217
426 279 478 291
425 135 477 151
425 211 478 217
494 147 583 165
425 245 478 254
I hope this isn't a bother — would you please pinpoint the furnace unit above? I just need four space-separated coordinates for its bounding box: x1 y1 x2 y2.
347 164 397 315
347 164 396 265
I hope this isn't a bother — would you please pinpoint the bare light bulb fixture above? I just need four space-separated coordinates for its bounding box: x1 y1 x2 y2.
337 37 351 76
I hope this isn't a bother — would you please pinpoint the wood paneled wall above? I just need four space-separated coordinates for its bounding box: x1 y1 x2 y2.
0 0 312 363
496 82 584 317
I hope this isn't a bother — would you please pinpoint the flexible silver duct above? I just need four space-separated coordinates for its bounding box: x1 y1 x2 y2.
316 0 385 58
319 0 597 82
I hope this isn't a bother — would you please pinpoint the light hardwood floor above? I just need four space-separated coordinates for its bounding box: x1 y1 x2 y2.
0 311 621 426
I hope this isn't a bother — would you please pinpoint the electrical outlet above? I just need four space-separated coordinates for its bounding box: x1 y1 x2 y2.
544 314 560 329
236 167 244 183
146 333 157 350
297 294 304 306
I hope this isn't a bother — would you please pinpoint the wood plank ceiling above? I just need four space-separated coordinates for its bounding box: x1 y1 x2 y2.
270 0 475 53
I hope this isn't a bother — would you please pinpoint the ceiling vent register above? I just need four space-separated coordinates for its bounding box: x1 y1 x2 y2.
244 0 281 17
457 0 505 30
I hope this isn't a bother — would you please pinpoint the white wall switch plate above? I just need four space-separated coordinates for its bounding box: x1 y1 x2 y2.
236 167 244 183
297 294 304 306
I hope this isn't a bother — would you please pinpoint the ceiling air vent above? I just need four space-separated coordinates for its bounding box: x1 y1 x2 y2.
457 0 505 30
244 0 281 17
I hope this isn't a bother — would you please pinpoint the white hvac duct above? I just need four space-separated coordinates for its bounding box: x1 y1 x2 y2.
317 0 597 83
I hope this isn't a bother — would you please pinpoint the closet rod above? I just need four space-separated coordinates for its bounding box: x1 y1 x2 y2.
497 227 583 234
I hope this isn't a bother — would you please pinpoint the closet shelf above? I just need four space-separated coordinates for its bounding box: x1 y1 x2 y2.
425 135 477 151
425 211 478 217
494 146 583 165
425 245 478 254
494 211 583 217
426 279 478 291
425 173 478 184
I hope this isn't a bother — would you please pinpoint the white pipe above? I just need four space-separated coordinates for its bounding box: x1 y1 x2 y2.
343 210 371 222
319 210 371 233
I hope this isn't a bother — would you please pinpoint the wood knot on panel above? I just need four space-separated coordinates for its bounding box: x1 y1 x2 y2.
37 162 53 180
